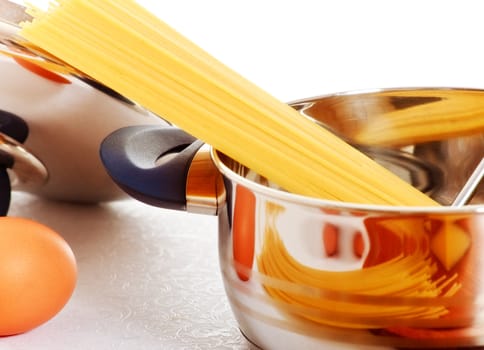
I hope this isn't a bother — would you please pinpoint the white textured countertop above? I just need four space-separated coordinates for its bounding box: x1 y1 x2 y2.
5 192 253 350
2 1 484 349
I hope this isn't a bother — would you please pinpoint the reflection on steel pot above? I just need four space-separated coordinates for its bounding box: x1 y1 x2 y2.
101 88 484 349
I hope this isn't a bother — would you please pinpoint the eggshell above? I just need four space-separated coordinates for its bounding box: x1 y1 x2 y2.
0 217 77 336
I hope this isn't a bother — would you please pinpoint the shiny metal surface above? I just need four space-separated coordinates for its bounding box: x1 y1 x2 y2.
186 144 226 215
453 158 484 206
209 89 484 349
290 88 484 205
291 87 484 147
214 155 484 348
0 132 48 188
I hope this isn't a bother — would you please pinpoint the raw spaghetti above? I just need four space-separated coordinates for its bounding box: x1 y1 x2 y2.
19 0 438 206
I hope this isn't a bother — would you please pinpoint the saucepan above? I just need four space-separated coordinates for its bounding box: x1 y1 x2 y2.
0 0 168 214
100 87 484 349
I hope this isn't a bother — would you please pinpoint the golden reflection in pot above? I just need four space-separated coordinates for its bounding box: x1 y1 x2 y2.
255 202 476 330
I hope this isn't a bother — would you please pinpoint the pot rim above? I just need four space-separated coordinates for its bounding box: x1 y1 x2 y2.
211 148 484 215
287 86 484 104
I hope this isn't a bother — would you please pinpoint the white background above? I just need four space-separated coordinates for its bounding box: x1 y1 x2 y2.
3 1 484 349
13 0 484 101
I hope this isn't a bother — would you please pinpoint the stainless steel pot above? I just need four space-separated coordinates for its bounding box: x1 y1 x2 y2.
0 3 166 209
100 88 484 349
0 43 166 207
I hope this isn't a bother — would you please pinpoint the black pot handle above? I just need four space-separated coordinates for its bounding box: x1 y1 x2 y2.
100 125 204 211
0 110 29 143
0 110 30 216
0 168 11 216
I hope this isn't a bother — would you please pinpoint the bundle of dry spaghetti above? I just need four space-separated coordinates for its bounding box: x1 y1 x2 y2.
19 0 438 206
